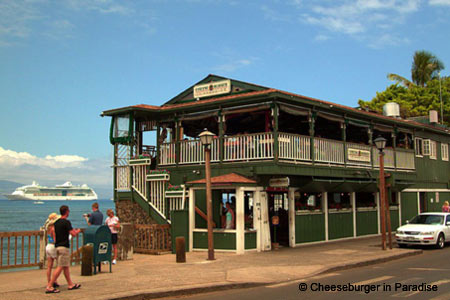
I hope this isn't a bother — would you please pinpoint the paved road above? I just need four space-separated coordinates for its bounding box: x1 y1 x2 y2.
169 246 450 300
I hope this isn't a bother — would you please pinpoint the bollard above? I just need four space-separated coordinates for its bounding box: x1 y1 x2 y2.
81 244 93 276
175 237 186 263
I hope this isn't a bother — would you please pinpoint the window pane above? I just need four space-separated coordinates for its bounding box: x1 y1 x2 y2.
113 115 130 138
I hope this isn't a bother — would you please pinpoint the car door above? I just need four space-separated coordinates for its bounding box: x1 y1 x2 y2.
445 215 450 241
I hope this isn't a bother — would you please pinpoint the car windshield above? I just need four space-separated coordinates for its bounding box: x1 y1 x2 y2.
409 215 444 225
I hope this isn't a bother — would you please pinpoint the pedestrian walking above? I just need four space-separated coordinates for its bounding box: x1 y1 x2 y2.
45 205 81 294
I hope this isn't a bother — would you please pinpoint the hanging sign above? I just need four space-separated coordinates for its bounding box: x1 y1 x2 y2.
347 148 371 162
269 177 290 187
193 80 231 98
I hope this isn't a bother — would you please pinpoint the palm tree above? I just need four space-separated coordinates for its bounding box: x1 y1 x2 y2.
387 50 444 88
386 73 415 89
411 50 444 86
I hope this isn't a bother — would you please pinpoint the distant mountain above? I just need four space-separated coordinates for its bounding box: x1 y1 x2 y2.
0 180 24 199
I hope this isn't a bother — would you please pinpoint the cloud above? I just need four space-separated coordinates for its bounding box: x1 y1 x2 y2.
0 147 111 188
0 147 87 168
429 0 450 5
65 0 134 15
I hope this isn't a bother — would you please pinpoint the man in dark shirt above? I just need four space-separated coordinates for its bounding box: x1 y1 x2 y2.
84 202 103 225
46 205 81 293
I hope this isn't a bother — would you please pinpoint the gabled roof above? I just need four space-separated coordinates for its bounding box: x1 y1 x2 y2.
162 74 269 106
187 173 257 185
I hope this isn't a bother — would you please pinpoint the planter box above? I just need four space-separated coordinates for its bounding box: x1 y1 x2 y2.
129 158 152 166
165 190 185 197
146 173 170 181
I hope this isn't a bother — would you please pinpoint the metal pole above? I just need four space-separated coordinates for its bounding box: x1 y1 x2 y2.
385 188 393 249
205 146 215 260
440 72 443 124
379 151 387 250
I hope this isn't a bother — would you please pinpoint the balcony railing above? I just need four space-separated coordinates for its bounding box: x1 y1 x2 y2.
156 132 416 171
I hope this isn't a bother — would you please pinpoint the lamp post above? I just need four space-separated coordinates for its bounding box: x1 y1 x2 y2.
374 136 387 250
199 128 215 260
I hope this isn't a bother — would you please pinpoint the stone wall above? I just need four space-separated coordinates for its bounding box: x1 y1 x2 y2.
115 200 157 225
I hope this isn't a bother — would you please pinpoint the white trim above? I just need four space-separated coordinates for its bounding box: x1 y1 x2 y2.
236 187 245 255
188 188 195 252
351 192 356 238
417 192 420 215
324 192 329 241
398 192 402 226
403 189 450 192
289 188 296 248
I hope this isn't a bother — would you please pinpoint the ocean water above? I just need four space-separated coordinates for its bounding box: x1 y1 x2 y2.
0 199 115 232
0 199 115 270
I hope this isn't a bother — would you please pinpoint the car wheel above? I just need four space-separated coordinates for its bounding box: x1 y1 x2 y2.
398 243 407 248
436 233 445 249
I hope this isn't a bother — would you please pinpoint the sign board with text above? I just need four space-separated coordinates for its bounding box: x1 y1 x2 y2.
193 80 231 98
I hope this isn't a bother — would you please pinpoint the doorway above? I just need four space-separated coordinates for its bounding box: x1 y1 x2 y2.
419 192 427 213
267 191 289 247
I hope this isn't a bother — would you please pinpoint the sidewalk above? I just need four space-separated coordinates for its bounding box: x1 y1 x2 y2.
0 236 421 300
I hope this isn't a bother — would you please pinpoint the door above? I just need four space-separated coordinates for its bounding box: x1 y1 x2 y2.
267 191 289 247
419 192 427 213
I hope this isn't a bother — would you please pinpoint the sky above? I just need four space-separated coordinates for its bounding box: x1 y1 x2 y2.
1 0 450 195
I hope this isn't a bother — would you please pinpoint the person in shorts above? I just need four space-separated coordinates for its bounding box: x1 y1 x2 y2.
45 205 81 294
44 213 60 288
105 209 120 265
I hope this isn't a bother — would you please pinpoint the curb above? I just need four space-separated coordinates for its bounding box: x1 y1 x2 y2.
111 249 422 300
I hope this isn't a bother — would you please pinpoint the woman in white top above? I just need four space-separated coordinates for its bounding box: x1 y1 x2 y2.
105 209 120 264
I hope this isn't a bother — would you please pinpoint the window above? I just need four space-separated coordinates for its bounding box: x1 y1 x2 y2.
355 192 376 208
442 143 449 161
423 139 430 156
415 138 423 156
328 192 351 210
430 140 437 159
295 191 322 212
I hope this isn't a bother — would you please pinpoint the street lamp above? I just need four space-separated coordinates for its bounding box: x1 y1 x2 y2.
199 128 215 260
374 136 390 250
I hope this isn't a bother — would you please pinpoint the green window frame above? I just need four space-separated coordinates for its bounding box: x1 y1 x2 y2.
109 113 134 144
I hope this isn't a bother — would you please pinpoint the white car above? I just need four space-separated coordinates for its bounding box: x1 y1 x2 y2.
395 213 450 249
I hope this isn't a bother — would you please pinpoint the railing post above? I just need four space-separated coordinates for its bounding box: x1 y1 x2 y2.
175 120 180 165
39 230 46 269
219 113 224 162
342 122 347 167
310 113 315 164
273 103 279 162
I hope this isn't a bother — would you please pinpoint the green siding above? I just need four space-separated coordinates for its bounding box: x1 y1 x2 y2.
389 209 399 230
401 192 418 225
171 210 189 253
193 231 236 250
194 190 223 229
245 231 257 249
356 210 378 236
295 213 325 243
328 211 353 240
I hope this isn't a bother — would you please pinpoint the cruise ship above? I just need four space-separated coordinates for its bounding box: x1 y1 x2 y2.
5 181 98 201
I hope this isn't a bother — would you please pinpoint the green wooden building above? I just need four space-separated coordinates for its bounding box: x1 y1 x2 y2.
102 75 450 254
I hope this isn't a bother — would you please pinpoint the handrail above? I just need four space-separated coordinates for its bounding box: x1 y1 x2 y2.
0 230 43 269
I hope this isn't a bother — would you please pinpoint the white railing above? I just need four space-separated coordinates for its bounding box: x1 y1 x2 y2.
395 149 415 170
373 147 395 169
115 166 130 190
159 143 175 165
132 165 148 197
278 133 310 161
179 138 219 164
345 142 372 167
314 138 345 164
224 132 273 161
148 179 167 221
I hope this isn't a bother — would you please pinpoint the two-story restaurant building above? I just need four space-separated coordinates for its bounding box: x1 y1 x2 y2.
102 75 450 254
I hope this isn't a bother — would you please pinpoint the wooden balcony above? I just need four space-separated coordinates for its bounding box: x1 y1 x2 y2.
158 132 416 171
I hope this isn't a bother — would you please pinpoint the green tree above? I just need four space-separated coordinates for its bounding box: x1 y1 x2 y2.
358 77 450 125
